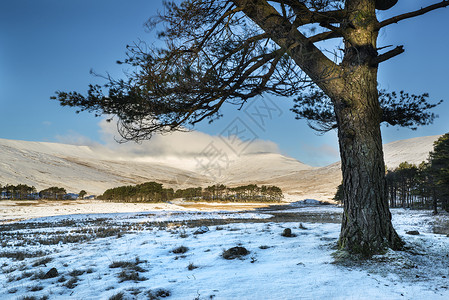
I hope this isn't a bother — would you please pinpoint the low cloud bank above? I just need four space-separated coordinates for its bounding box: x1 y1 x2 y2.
58 118 281 161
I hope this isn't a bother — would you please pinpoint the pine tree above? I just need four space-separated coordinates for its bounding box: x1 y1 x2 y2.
52 0 449 255
429 133 449 212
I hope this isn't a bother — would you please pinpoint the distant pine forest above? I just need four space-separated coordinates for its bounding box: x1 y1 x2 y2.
0 185 75 200
0 182 283 203
99 182 284 203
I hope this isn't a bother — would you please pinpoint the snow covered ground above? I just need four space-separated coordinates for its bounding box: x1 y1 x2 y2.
1 204 449 300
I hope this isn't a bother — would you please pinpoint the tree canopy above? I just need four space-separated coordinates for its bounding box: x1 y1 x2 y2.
53 0 443 141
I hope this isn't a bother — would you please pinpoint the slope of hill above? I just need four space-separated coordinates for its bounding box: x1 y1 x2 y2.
0 138 209 195
0 135 442 199
383 135 440 169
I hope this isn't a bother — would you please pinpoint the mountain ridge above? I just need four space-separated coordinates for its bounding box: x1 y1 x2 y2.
0 135 442 200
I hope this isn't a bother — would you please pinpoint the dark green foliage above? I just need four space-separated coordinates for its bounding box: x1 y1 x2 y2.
174 187 203 200
0 184 38 200
333 183 344 203
78 190 87 199
196 184 283 202
100 181 174 202
291 87 442 133
101 181 283 202
39 187 67 200
429 133 449 211
386 134 449 212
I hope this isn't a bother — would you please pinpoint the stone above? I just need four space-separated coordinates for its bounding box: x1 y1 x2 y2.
43 267 58 279
406 230 420 235
194 226 209 235
222 246 249 260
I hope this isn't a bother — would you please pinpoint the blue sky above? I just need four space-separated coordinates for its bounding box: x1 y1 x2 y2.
1 0 448 166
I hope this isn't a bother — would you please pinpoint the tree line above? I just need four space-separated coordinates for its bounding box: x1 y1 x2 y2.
100 182 283 203
99 182 174 202
0 184 69 200
335 133 449 214
176 184 283 202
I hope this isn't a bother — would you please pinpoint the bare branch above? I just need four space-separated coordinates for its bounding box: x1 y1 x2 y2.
370 45 404 66
378 1 449 29
308 30 342 43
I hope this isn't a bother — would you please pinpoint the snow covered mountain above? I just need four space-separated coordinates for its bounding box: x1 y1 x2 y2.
0 135 441 200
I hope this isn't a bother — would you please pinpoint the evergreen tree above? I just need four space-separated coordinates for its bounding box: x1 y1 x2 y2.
429 133 449 212
52 0 449 255
78 190 87 199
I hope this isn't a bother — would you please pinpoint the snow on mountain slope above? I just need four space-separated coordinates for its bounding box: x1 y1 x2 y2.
383 135 441 169
0 135 442 199
0 138 209 195
205 152 315 184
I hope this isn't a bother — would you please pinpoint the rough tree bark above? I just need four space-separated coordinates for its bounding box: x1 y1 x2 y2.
334 0 403 254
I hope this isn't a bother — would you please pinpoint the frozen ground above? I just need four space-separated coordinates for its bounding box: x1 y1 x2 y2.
1 204 449 300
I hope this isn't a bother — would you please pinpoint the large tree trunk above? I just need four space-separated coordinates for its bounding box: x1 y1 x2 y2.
334 87 403 255
234 0 404 255
333 0 403 256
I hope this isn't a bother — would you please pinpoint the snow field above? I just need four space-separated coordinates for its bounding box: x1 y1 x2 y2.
0 208 448 299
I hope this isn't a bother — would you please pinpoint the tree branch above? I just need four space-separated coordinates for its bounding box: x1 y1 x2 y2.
308 30 342 43
378 1 449 29
370 45 404 66
231 0 343 97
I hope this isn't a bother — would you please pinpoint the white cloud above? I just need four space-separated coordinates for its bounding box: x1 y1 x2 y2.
301 143 340 166
55 130 100 147
97 118 280 159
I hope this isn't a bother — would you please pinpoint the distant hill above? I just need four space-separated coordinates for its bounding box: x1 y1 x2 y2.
0 135 441 200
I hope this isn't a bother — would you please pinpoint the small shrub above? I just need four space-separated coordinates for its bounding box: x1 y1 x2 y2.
58 276 66 283
31 270 46 280
187 262 198 271
117 270 147 282
171 246 189 254
20 271 34 279
109 260 145 272
64 277 78 289
32 257 52 267
18 296 38 300
108 292 125 300
147 288 171 300
68 269 85 277
28 285 44 292
3 266 17 273
281 228 296 237
259 245 270 250
8 287 18 293
0 250 46 261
